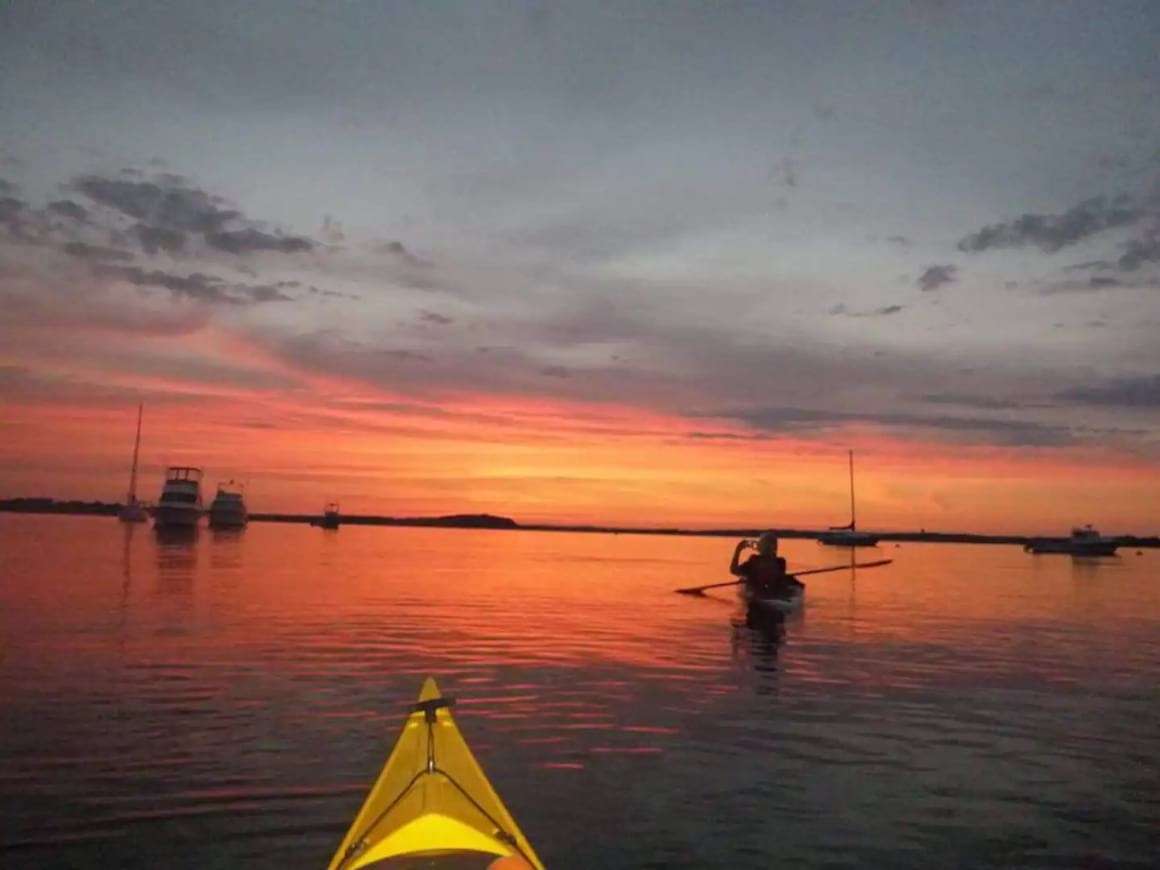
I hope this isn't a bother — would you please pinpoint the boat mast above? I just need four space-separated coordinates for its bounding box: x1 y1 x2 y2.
848 449 856 531
127 403 142 505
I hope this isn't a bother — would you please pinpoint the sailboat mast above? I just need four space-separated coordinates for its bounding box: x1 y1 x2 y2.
127 403 142 503
848 449 856 531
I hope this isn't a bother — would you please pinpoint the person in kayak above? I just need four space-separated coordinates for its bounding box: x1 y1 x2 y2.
730 532 799 599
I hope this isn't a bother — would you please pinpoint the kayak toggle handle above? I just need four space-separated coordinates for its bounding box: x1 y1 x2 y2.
412 697 455 723
494 829 517 846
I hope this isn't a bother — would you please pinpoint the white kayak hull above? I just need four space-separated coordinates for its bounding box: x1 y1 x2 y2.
741 585 804 615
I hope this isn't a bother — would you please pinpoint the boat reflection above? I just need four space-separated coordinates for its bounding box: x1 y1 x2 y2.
154 523 199 544
119 521 137 651
732 604 786 673
155 528 198 596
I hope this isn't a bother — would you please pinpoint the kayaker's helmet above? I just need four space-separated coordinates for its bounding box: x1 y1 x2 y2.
756 532 779 556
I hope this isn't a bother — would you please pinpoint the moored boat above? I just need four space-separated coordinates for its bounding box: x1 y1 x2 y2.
818 449 879 547
1025 525 1118 557
311 502 341 529
153 466 203 529
328 677 543 870
817 528 880 547
118 403 148 523
208 482 248 529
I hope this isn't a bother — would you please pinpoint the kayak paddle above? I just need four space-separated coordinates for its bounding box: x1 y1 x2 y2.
675 558 893 596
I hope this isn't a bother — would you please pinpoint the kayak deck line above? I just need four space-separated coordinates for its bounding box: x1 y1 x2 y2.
329 678 544 870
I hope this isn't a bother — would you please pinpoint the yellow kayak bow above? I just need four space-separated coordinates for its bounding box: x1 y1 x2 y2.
328 677 544 869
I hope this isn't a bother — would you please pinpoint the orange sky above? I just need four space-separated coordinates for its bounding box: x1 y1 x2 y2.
1 320 1156 535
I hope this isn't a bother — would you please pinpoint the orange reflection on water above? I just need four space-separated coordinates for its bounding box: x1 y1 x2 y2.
3 515 1158 868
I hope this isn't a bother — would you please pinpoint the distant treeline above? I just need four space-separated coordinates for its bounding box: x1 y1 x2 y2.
0 498 519 530
0 497 122 516
517 524 1160 547
251 512 519 529
1 498 1156 546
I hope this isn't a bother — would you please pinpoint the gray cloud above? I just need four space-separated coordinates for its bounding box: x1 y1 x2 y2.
73 171 314 256
74 173 238 233
61 241 135 263
1089 276 1121 288
885 234 911 247
133 223 186 255
1042 275 1138 295
0 195 55 243
917 264 957 291
917 393 1030 411
92 264 294 305
957 195 1142 254
0 178 20 196
375 240 428 268
829 303 904 317
720 405 1075 447
0 196 25 227
93 264 232 303
244 282 297 303
46 200 89 222
1057 374 1160 409
686 431 768 441
307 285 360 301
1118 230 1160 271
417 309 454 326
380 349 431 363
204 227 313 255
1064 259 1115 272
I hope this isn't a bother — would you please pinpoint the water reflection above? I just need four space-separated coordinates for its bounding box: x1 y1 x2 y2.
0 521 1157 869
154 528 197 597
208 527 245 571
732 605 786 673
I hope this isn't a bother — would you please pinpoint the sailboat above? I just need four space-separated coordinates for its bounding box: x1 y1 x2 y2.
118 403 149 523
817 449 879 547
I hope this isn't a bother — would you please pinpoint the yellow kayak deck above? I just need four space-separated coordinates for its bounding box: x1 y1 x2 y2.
328 677 544 869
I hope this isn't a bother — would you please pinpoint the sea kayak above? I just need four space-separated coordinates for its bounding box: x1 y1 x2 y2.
741 582 805 616
328 677 544 870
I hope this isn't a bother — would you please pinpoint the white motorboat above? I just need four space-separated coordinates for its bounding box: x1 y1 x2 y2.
208 482 248 529
154 466 203 529
1025 525 1118 557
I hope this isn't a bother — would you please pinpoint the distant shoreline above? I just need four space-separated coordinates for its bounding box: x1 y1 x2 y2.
2 497 1157 548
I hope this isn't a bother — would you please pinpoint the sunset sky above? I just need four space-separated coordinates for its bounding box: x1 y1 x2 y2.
1 1 1158 533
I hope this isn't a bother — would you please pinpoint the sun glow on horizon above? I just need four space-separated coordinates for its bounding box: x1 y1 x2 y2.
2 373 1157 536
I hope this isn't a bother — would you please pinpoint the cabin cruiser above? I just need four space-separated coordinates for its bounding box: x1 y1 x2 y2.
1025 525 1118 557
208 482 248 529
154 467 203 529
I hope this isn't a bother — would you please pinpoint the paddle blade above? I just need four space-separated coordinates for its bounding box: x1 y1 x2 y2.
675 578 742 595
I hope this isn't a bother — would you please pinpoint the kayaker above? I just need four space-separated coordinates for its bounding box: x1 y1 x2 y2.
730 532 797 598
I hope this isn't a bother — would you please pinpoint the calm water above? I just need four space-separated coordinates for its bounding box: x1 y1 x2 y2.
1 516 1158 868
